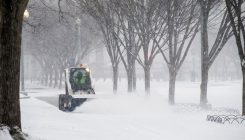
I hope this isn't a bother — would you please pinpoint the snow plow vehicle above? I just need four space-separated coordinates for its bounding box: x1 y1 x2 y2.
58 66 95 111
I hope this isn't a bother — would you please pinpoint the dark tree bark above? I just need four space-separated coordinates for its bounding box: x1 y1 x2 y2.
169 69 176 104
0 0 29 129
20 51 25 91
112 65 118 94
242 68 245 115
144 66 151 94
132 61 136 91
199 1 210 105
225 0 245 115
127 67 133 92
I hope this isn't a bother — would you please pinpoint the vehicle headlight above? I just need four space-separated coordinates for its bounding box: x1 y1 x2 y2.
85 68 90 73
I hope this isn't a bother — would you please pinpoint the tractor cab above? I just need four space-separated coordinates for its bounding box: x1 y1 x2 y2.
69 67 92 92
59 65 95 112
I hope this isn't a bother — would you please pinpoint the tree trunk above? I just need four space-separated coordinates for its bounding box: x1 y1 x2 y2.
128 19 136 92
200 4 209 106
0 0 29 129
127 69 133 93
112 65 118 94
49 71 53 87
41 73 44 85
59 69 63 89
169 69 176 105
40 71 45 85
242 67 245 115
200 67 209 105
53 69 58 88
132 61 136 92
44 72 48 86
20 50 25 91
225 0 245 115
126 52 134 93
144 66 150 94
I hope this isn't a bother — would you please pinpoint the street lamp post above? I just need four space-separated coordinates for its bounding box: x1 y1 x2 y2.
21 10 29 93
75 17 81 65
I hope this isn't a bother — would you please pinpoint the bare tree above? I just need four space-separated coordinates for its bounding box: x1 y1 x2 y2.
198 0 233 106
131 0 163 94
25 0 97 89
157 0 200 104
0 0 29 129
80 0 121 93
110 0 141 93
114 0 164 94
225 0 245 115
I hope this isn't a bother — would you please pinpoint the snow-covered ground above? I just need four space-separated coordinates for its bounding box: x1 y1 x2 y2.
20 80 245 140
0 126 13 140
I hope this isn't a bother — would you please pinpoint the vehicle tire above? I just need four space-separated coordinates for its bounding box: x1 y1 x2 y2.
59 94 76 112
58 94 66 111
64 95 74 112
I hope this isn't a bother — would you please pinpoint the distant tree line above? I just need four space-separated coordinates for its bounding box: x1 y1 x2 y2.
24 0 245 113
24 0 100 89
77 0 236 106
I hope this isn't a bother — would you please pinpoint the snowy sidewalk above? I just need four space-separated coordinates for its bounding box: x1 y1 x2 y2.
21 94 245 140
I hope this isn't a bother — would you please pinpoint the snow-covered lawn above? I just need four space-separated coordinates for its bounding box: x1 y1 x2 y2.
21 80 245 140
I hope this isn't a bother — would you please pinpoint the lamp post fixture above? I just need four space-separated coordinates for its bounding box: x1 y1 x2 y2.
24 9 29 19
21 9 29 93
